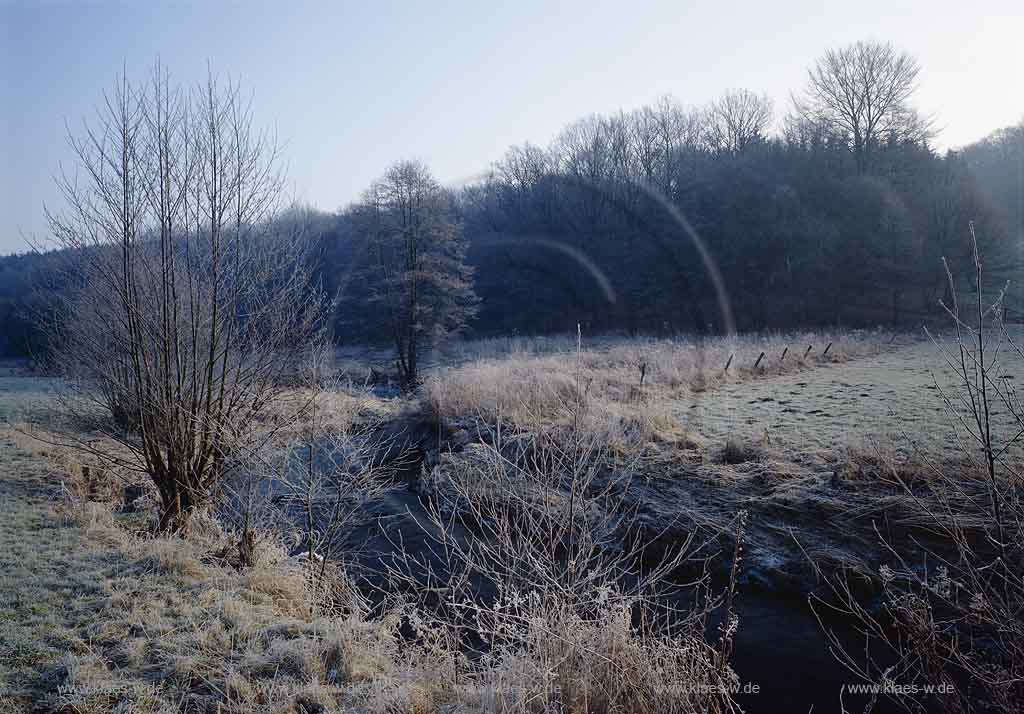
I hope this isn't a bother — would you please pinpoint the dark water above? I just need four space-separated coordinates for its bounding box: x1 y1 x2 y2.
730 595 903 714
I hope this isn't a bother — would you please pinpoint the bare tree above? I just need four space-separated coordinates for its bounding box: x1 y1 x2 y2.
45 64 330 532
495 142 551 197
649 96 705 199
628 106 665 185
353 160 478 390
705 89 774 154
795 40 931 174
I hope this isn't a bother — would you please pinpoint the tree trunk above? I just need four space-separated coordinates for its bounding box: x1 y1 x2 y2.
157 479 198 533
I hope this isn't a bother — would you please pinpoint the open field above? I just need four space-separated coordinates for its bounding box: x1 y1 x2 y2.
0 362 57 424
684 330 1024 459
424 328 1023 460
2 328 1022 713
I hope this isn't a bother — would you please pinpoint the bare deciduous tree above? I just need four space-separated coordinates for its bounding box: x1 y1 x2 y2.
705 89 774 154
45 65 330 532
221 345 392 584
353 160 478 390
795 40 931 174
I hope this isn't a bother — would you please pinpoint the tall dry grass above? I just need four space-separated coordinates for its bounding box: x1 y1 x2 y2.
425 329 890 452
27 474 736 714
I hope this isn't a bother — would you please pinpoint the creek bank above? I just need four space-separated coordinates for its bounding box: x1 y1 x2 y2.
315 408 912 713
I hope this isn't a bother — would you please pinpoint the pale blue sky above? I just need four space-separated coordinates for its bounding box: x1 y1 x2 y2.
2 0 1022 254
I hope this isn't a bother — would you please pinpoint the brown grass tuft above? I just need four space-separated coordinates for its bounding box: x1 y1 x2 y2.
136 537 209 579
720 437 766 464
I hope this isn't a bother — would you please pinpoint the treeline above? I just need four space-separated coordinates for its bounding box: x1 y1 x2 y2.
961 122 1024 257
457 114 1005 335
2 42 1022 356
326 42 1022 342
0 250 63 358
326 126 1020 344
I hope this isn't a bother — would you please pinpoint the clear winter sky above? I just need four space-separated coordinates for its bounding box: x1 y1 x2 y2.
2 0 1022 255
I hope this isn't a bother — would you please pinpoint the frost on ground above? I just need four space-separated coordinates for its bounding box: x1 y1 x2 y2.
2 328 1021 713
423 328 1024 600
682 330 1024 460
636 329 1024 599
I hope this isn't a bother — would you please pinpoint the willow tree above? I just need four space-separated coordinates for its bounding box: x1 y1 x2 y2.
46 65 329 532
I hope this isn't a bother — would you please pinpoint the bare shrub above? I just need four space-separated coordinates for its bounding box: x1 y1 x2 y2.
218 347 393 590
43 65 330 533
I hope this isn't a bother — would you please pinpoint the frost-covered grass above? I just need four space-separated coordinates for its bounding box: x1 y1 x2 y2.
425 329 893 434
6 326 1010 714
0 409 734 714
0 428 455 714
